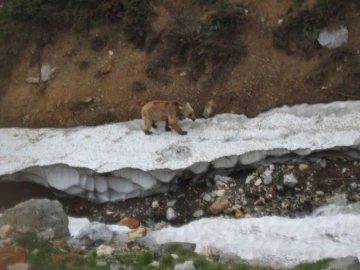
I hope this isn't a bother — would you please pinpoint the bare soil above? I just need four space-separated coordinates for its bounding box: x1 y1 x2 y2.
1 0 360 128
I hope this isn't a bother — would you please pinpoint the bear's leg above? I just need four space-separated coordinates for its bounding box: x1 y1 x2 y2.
152 121 158 129
165 120 171 131
169 117 187 135
142 118 153 135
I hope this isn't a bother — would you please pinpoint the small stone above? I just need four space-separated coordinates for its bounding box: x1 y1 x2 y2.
152 200 159 208
238 188 244 194
202 193 212 202
127 226 148 240
283 173 298 188
277 185 284 191
245 174 256 184
102 65 111 75
299 164 309 171
254 179 262 186
180 71 187 77
171 254 179 259
278 19 283 25
0 225 13 240
231 207 243 217
254 199 263 206
326 193 347 205
166 200 176 207
36 228 55 241
25 77 40 84
96 245 114 256
110 265 124 270
193 209 204 218
149 261 160 267
174 260 195 270
263 169 272 185
79 96 93 104
108 50 114 56
342 168 348 174
281 200 290 209
350 182 358 190
260 17 266 23
166 208 176 221
96 261 107 267
209 199 229 215
216 189 226 197
316 191 325 196
318 159 327 168
119 217 140 229
66 238 83 251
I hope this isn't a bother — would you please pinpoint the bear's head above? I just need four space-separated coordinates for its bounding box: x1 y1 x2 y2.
179 102 196 121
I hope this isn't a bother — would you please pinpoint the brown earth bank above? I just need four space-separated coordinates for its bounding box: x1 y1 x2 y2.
0 0 360 128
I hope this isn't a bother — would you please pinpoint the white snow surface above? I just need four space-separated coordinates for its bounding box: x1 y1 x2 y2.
68 203 360 268
2 101 360 175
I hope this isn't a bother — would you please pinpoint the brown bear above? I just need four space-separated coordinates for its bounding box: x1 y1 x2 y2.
141 100 196 135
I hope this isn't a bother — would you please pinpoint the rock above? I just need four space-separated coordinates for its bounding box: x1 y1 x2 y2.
36 228 55 241
154 242 196 258
263 169 272 185
215 189 226 197
193 209 204 218
6 263 30 270
318 25 348 49
166 200 176 207
128 226 148 240
166 208 177 221
325 256 360 270
283 173 298 188
299 164 309 171
350 182 358 190
96 245 114 256
25 77 39 84
0 225 13 240
108 50 114 56
0 246 27 270
245 174 256 184
152 201 159 208
254 179 262 186
172 254 179 259
209 199 229 215
79 96 93 104
219 252 247 264
66 238 84 251
342 168 348 174
318 159 327 168
180 71 187 77
112 232 130 248
103 65 112 75
238 188 244 194
0 199 69 238
316 191 325 196
326 193 348 205
96 261 107 267
76 222 113 245
174 260 195 270
149 261 160 267
203 100 215 119
41 64 56 82
202 193 212 202
119 217 140 229
278 19 283 25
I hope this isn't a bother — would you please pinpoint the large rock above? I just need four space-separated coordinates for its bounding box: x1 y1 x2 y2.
318 25 348 49
0 199 69 238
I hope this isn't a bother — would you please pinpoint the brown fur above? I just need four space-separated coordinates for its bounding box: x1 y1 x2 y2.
141 100 196 135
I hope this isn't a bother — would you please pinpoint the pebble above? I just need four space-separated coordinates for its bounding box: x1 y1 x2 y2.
96 261 107 267
152 200 159 208
350 182 358 190
202 193 212 202
283 173 298 188
166 200 176 207
342 168 348 174
216 189 226 197
316 191 325 196
238 188 244 194
299 164 309 171
166 208 177 221
174 260 195 270
180 71 187 77
193 209 204 218
254 179 262 186
96 245 114 256
278 19 283 25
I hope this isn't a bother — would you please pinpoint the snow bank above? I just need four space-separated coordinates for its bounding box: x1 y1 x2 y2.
68 203 360 268
1 101 360 202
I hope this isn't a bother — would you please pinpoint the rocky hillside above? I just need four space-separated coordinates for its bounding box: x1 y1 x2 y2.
0 0 360 128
